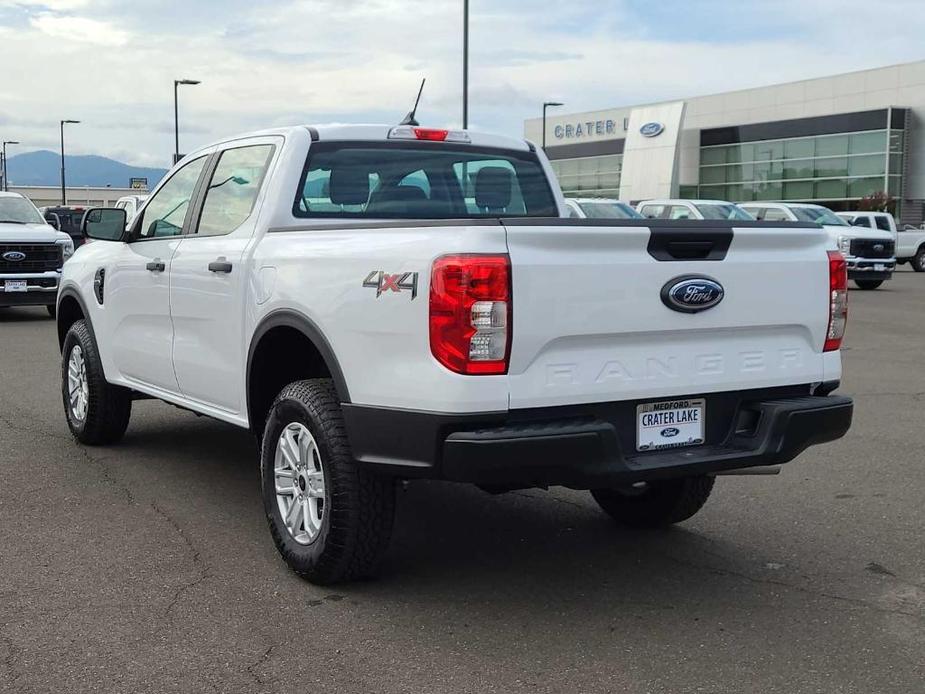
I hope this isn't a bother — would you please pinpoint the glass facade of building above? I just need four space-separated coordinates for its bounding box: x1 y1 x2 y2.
696 129 903 206
549 155 622 197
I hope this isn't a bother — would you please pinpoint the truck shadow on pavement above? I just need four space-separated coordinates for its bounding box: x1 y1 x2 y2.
116 408 786 605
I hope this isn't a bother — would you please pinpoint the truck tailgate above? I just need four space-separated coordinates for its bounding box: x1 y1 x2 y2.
502 219 835 409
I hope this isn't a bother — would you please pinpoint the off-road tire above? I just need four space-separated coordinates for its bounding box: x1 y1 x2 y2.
912 246 925 273
591 476 715 528
854 280 884 290
62 320 132 445
261 379 396 584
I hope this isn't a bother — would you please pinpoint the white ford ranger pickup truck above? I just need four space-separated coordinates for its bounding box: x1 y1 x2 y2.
56 124 854 584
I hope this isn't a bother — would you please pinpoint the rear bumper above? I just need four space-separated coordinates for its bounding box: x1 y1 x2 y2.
343 386 853 489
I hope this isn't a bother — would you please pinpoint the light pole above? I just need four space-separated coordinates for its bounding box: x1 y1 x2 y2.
1 140 17 191
174 79 200 164
542 101 564 150
462 0 468 129
60 120 79 205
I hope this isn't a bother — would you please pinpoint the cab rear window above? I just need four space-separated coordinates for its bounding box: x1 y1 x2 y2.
293 142 558 219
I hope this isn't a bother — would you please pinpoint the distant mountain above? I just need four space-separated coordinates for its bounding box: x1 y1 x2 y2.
5 150 167 189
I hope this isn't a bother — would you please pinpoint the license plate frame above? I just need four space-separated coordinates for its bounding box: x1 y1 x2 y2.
636 398 706 452
3 280 27 293
874 263 885 272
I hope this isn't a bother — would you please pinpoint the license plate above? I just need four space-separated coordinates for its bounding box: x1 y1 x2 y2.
637 398 705 452
3 280 27 293
874 263 885 272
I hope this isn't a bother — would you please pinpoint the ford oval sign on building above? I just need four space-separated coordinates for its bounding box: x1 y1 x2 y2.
661 276 725 314
639 121 665 138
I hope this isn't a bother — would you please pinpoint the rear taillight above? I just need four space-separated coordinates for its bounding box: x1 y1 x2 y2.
430 254 511 375
825 250 848 352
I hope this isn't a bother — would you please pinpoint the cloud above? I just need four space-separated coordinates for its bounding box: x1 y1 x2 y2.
29 12 129 46
0 0 923 168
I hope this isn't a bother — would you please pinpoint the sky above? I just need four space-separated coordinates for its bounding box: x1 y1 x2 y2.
0 0 923 168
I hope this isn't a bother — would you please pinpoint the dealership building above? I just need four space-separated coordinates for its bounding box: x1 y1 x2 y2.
524 59 925 225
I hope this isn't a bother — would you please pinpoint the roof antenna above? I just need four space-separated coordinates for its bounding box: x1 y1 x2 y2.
400 78 426 126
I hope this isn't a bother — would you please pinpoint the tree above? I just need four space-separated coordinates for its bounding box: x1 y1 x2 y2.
857 191 896 213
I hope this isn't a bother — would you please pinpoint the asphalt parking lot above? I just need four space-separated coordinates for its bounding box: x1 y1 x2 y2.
1 271 923 694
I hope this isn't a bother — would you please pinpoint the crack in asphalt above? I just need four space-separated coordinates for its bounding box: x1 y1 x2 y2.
149 501 211 621
0 411 135 506
245 645 275 688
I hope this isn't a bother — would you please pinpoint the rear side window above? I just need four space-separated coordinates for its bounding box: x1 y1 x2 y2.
874 216 891 232
294 142 557 219
196 144 274 237
762 208 790 222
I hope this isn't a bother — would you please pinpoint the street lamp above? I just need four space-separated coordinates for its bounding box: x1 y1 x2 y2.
462 0 469 129
174 79 201 164
60 120 80 205
542 102 564 150
2 140 19 192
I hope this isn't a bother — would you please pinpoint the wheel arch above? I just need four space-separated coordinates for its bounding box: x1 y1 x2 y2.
56 288 94 352
246 309 351 434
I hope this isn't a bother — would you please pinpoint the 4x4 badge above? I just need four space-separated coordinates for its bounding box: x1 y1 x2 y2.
363 271 419 299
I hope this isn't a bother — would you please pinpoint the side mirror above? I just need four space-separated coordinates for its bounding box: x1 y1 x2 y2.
45 212 61 230
82 207 127 241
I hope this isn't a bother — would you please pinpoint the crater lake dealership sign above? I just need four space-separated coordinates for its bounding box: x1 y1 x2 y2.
554 119 621 140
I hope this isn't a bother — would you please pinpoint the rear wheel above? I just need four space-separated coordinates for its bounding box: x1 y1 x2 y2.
854 280 884 290
61 320 132 445
912 247 925 273
591 476 715 528
261 379 396 584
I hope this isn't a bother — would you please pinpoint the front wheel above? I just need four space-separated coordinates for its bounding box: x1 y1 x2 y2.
854 280 884 290
261 379 396 584
911 247 925 273
591 476 715 528
61 320 132 445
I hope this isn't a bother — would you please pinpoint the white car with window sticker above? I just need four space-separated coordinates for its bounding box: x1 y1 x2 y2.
56 123 853 584
637 199 756 221
565 198 643 219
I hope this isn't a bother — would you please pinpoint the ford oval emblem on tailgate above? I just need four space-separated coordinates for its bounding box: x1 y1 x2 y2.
2 251 26 262
661 276 724 314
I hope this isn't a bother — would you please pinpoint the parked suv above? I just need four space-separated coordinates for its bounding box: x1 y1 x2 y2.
837 211 925 272
1 192 74 317
56 124 853 584
742 203 895 290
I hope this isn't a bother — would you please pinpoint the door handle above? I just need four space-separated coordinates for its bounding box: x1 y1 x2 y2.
208 258 233 274
146 259 166 272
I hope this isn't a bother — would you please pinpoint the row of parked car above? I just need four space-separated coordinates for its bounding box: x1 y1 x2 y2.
565 196 925 290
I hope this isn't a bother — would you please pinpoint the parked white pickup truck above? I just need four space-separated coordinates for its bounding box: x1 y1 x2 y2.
56 124 853 584
1 191 74 317
741 202 895 290
837 211 925 272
